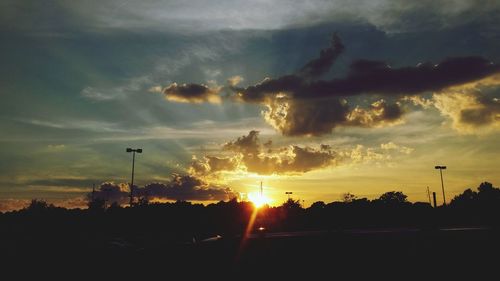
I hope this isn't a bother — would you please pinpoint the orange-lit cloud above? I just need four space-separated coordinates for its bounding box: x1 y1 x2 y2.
346 99 405 128
189 130 415 177
0 197 89 213
406 74 500 134
191 130 337 176
0 199 31 213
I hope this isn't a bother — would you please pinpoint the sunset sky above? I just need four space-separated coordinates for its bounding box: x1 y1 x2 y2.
1 0 499 211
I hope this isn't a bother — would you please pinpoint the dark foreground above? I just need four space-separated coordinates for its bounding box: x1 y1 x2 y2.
2 227 498 279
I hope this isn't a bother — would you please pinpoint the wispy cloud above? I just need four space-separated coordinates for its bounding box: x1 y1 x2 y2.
4 1 499 33
16 118 125 133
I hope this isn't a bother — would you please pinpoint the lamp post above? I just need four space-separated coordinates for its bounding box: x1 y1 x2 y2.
127 148 142 206
435 165 447 206
285 192 293 200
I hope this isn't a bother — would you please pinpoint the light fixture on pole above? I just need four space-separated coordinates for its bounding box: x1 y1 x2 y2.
285 191 293 200
127 148 142 206
434 165 447 206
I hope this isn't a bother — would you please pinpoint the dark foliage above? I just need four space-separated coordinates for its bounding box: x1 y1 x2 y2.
0 182 498 278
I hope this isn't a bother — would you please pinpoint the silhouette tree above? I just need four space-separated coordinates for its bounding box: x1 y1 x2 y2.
108 201 121 210
136 196 150 207
451 182 500 207
478 182 495 193
477 181 500 208
377 191 408 205
26 199 54 212
309 201 326 210
450 188 478 207
282 198 303 210
341 193 357 203
87 198 106 211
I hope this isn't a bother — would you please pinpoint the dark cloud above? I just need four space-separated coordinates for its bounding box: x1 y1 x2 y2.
299 33 344 80
235 75 304 103
223 130 261 155
237 56 500 102
312 56 499 97
91 182 130 204
264 97 350 136
140 175 237 201
162 82 222 104
155 33 499 136
229 35 500 136
282 145 336 173
459 94 500 126
90 176 238 203
263 96 404 136
27 178 98 188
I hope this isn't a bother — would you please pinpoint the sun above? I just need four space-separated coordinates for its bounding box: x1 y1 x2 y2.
247 192 271 208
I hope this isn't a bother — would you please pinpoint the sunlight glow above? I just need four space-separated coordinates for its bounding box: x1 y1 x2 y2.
247 192 271 208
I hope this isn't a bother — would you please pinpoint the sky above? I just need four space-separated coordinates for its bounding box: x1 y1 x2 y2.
1 0 499 211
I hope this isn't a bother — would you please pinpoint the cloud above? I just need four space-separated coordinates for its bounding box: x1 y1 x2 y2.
148 86 163 93
191 131 415 175
299 33 344 80
91 182 130 204
26 177 98 188
0 199 30 213
407 74 500 133
140 175 238 201
348 144 388 163
81 86 123 101
227 76 244 87
263 97 404 136
229 37 499 136
380 142 414 154
344 142 414 166
51 197 88 209
90 176 238 203
433 90 500 134
46 144 66 151
5 1 499 34
237 56 500 102
153 33 499 136
81 76 154 101
346 99 405 128
239 145 336 175
0 197 89 213
189 155 240 176
162 82 222 104
263 96 350 136
223 130 262 155
191 130 337 175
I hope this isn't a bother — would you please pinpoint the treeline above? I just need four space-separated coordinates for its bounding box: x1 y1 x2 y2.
0 182 498 245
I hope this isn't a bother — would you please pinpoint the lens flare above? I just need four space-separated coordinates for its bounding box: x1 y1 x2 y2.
247 192 271 208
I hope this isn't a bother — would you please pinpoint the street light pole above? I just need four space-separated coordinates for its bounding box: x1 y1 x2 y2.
127 148 142 206
435 165 447 206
